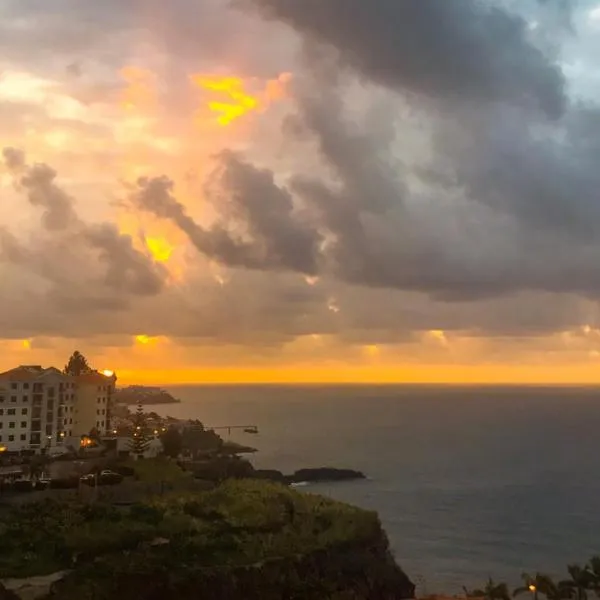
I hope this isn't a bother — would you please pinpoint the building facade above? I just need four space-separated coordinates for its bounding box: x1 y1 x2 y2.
0 365 116 453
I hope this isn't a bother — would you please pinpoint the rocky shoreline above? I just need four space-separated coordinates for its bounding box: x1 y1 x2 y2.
254 467 366 485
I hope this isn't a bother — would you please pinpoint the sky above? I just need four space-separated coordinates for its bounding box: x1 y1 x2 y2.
1 0 600 384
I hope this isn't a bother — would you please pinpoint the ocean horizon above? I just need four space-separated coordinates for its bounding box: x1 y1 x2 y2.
151 384 600 594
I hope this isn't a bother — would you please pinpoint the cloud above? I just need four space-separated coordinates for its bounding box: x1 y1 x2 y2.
3 0 600 372
246 0 567 118
133 150 322 274
1 148 167 300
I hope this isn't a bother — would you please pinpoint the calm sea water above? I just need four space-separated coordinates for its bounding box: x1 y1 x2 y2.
153 385 600 593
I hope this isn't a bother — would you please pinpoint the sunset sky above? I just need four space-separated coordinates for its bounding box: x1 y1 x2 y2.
2 0 600 384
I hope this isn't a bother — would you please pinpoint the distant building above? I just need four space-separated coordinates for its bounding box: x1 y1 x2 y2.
0 365 116 453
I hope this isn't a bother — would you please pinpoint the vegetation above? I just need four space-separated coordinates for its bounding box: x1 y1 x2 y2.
0 480 384 581
160 426 183 458
64 350 91 376
129 404 151 457
465 561 600 600
181 421 224 458
464 578 510 600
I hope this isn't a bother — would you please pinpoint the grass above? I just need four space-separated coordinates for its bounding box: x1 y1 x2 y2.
0 480 380 580
120 456 191 483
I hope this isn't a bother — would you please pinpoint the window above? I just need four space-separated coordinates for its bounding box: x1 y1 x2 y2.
10 383 17 390
102 409 105 415
0 436 2 442
10 396 16 403
7 409 15 416
97 409 100 415
22 396 28 402
20 421 26 428
21 408 27 415
8 435 14 442
20 434 26 441
0 396 4 403
23 383 29 390
0 409 3 416
9 422 15 429
0 423 3 429
69 418 72 424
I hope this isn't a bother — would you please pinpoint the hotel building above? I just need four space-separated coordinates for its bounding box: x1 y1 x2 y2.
0 365 116 452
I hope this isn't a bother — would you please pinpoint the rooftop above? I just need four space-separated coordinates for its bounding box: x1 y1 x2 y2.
0 365 67 382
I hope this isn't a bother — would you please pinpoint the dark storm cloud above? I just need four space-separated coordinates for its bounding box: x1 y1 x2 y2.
1 148 167 298
247 0 567 117
133 151 322 274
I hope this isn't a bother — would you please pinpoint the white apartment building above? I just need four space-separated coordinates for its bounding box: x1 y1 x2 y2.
0 365 116 453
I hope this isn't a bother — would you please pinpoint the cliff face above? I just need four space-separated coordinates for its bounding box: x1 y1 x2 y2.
1 481 414 600
47 531 414 600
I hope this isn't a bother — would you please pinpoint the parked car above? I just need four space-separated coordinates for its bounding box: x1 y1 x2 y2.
79 473 96 486
99 470 123 485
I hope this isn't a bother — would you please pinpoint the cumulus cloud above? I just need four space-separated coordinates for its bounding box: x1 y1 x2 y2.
0 148 166 300
133 151 322 274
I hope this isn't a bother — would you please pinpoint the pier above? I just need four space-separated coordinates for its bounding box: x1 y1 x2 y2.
207 425 259 435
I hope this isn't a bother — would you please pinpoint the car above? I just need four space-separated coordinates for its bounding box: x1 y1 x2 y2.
79 473 96 486
99 470 123 485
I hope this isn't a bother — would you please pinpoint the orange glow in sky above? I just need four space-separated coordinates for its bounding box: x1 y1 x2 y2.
192 75 259 126
191 72 292 126
145 237 174 262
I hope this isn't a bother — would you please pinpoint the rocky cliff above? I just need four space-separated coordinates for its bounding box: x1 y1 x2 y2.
1 480 414 600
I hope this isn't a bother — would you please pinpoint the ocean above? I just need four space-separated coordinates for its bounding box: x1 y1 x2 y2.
153 384 600 593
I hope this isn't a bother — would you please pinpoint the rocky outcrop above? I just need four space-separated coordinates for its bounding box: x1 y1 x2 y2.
1 572 69 600
189 460 365 485
46 530 414 600
289 467 366 483
252 466 366 484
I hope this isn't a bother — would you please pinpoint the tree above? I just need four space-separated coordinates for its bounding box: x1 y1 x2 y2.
559 564 594 600
181 422 223 459
514 573 565 600
586 557 600 596
160 426 183 458
464 578 510 600
64 351 91 376
129 404 151 458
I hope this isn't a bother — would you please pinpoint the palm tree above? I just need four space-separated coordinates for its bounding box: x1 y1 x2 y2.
585 557 600 596
464 578 511 600
514 573 564 600
559 564 594 600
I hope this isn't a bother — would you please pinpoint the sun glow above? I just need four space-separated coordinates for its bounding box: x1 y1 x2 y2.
192 75 259 126
146 236 173 262
191 72 292 126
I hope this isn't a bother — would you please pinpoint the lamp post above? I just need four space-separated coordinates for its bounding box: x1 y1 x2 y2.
529 584 538 600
